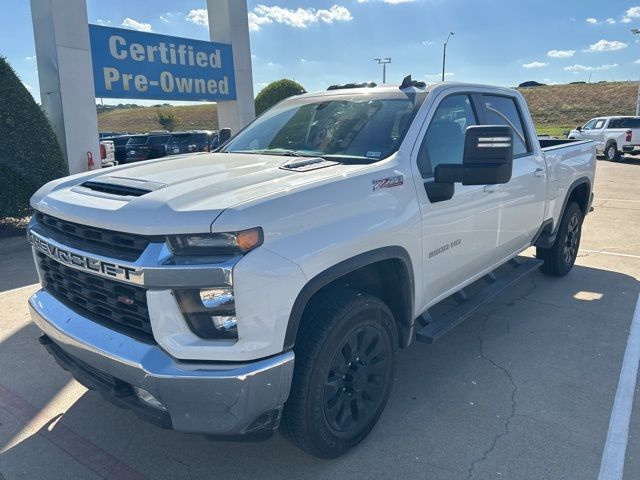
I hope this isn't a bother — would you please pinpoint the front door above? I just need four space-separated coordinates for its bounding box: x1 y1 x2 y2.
411 91 501 309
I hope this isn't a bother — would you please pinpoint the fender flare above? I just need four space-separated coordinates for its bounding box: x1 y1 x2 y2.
534 176 592 248
283 246 415 350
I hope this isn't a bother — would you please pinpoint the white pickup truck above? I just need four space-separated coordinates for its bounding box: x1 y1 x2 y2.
568 116 640 161
27 80 595 458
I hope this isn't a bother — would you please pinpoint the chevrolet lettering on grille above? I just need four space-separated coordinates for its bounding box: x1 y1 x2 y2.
28 230 143 283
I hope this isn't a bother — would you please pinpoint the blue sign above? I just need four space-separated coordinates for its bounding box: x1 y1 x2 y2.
89 25 236 101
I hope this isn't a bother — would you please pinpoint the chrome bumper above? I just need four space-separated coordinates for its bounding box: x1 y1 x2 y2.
29 289 295 437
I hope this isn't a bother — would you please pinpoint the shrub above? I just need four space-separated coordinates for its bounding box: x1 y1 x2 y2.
255 79 306 115
0 57 67 217
156 111 179 131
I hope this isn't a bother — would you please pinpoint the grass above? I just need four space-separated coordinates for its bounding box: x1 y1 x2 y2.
535 125 574 137
98 104 219 133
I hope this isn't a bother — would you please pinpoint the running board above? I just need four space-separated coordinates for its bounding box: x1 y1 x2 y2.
415 258 543 344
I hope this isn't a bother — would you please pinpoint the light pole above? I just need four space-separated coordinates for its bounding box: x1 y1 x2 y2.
442 32 454 82
632 29 640 115
374 58 392 84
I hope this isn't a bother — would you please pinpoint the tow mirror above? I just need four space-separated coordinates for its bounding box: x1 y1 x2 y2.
576 125 583 131
218 128 232 145
434 125 513 186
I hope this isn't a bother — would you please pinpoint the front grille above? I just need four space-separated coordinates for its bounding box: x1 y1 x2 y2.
35 212 149 261
38 253 154 342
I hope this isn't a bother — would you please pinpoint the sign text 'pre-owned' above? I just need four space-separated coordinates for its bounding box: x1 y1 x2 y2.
89 25 236 101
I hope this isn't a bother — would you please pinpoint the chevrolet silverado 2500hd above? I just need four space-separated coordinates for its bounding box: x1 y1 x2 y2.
27 80 596 458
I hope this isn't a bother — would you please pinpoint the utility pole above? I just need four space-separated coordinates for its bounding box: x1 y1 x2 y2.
442 32 455 82
374 58 392 84
633 29 640 115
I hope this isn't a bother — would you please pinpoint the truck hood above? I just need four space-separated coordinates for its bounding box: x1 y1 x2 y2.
31 152 360 235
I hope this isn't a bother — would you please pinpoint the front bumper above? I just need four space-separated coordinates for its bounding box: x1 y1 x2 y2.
29 289 295 437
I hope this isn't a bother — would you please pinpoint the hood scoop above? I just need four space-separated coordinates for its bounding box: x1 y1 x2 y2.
280 157 338 172
77 176 168 197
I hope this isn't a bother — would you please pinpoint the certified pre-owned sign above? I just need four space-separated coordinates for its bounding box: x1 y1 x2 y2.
89 25 236 102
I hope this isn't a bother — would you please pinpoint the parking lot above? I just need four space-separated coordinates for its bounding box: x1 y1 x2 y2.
0 157 638 479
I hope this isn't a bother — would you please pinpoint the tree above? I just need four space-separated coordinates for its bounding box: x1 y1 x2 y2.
255 79 306 115
156 111 179 131
0 57 67 217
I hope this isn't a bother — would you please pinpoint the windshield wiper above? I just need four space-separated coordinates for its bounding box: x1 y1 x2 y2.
227 148 326 158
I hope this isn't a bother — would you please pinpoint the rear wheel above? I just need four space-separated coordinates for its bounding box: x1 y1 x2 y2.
605 143 621 162
537 201 583 276
281 290 398 458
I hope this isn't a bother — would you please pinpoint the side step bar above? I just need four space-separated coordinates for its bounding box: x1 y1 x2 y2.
415 257 543 344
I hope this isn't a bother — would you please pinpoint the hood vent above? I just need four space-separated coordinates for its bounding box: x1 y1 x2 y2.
78 177 167 197
280 157 338 172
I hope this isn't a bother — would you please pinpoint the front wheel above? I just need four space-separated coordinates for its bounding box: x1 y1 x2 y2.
605 143 621 162
537 201 583 276
281 290 398 458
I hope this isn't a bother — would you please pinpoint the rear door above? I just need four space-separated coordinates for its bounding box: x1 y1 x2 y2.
411 91 501 304
477 93 547 261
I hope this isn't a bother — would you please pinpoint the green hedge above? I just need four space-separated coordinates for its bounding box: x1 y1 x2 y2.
255 79 306 116
0 57 67 217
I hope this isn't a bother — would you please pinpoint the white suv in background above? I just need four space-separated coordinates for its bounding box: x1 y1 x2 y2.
568 116 640 161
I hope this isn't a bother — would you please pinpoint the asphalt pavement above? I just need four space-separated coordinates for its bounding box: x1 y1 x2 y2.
1 157 639 479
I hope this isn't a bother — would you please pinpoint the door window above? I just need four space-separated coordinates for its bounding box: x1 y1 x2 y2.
583 119 597 130
417 94 477 176
594 119 606 129
481 95 530 156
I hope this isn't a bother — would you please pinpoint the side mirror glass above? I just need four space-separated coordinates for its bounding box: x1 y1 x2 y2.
218 127 232 145
434 125 513 186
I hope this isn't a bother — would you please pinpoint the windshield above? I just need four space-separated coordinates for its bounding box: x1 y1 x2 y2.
168 133 192 145
223 91 426 163
127 136 148 146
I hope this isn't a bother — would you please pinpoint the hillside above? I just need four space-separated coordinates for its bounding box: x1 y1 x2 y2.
98 104 218 133
97 81 638 136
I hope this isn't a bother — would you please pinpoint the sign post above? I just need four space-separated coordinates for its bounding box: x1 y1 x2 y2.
30 0 100 174
207 0 256 134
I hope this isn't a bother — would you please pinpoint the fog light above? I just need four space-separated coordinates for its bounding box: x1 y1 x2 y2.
134 387 166 411
174 288 238 340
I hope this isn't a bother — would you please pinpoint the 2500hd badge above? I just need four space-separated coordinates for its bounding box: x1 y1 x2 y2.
429 238 462 259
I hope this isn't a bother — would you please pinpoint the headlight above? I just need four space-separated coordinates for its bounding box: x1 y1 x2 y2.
174 287 238 340
167 227 263 256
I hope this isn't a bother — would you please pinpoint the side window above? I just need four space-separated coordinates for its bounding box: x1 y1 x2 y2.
594 119 606 129
583 119 597 130
481 95 530 156
417 94 477 176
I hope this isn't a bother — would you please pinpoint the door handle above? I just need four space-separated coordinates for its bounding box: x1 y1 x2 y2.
534 168 545 178
483 185 496 193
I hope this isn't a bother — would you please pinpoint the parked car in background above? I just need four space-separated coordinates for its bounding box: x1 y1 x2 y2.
125 132 171 163
99 140 116 168
568 116 640 161
101 134 135 164
99 131 125 139
166 130 218 155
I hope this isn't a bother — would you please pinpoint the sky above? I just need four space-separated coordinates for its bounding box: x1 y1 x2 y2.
4 0 640 106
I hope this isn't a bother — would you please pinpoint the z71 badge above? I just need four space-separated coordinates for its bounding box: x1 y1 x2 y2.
373 175 404 191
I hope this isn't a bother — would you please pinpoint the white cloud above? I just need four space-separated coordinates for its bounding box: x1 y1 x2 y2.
522 61 548 69
95 19 111 26
186 9 208 26
358 0 416 3
122 17 152 32
585 39 627 52
22 82 33 91
547 49 575 58
159 15 169 23
25 55 36 61
250 4 352 30
422 40 434 46
564 64 618 72
634 59 640 64
606 18 616 25
586 17 598 24
622 17 633 24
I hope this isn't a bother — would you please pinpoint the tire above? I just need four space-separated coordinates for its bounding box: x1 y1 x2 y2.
604 143 621 162
536 201 583 277
281 289 398 458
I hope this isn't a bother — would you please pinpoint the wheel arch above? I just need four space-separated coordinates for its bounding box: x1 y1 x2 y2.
284 247 415 351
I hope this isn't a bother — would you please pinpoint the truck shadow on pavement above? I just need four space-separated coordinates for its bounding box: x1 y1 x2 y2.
1 263 639 480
